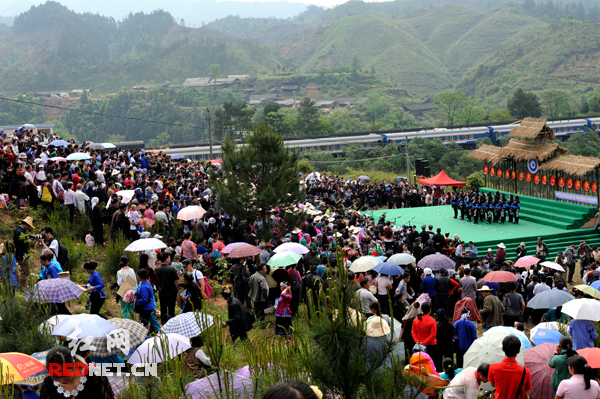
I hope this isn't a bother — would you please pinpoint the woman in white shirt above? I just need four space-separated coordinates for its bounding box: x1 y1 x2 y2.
116 255 137 319
375 273 393 315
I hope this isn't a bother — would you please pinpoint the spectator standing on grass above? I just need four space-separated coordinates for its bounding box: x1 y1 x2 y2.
155 252 179 324
479 285 504 332
488 335 531 399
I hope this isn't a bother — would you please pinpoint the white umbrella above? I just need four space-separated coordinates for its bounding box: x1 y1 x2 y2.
305 172 321 181
349 256 381 273
101 143 117 149
105 189 136 209
124 238 167 252
176 205 206 221
127 335 191 364
465 333 525 369
540 261 565 272
562 298 600 321
387 253 416 266
22 124 35 129
66 152 91 161
530 322 561 338
273 242 310 255
482 326 532 350
52 314 117 338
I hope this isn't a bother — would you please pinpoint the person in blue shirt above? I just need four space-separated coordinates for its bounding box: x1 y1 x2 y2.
568 319 599 350
135 268 157 332
420 268 437 300
453 307 478 368
40 254 61 279
83 261 105 315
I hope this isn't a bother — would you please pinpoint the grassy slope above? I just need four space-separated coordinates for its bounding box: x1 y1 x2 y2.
280 15 453 96
456 19 600 100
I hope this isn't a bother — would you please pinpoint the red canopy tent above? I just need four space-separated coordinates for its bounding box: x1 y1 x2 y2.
418 170 466 187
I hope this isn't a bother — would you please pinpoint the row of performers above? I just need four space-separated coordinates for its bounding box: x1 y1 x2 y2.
450 195 521 225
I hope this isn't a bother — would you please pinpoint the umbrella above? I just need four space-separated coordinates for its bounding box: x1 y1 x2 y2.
574 284 600 300
176 205 206 221
562 298 600 321
227 243 261 258
531 328 564 346
89 143 105 150
530 322 561 338
221 242 246 253
170 154 185 159
372 262 405 276
52 314 118 339
101 143 117 149
15 350 50 387
38 314 71 333
186 366 253 399
109 318 148 348
124 238 167 252
49 140 69 147
387 253 416 266
127 335 191 364
575 347 600 368
274 242 310 255
166 333 191 346
526 289 574 309
482 326 532 350
591 280 600 290
24 279 85 303
358 175 370 180
0 353 46 384
349 256 382 273
418 253 455 271
49 156 67 163
88 317 151 357
267 252 302 268
66 152 91 161
540 261 565 272
162 313 214 338
464 333 524 369
524 342 555 399
482 271 518 283
21 124 35 129
105 189 136 209
514 256 540 268
305 172 321 181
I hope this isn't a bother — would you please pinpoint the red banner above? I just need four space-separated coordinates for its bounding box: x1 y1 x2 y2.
497 168 502 177
526 172 532 182
542 175 548 185
583 180 590 191
534 174 540 184
558 177 565 187
567 178 573 189
518 171 524 181
550 176 556 186
483 165 488 175
574 179 581 190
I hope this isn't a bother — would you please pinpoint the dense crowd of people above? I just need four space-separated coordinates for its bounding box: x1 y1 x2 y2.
0 127 599 399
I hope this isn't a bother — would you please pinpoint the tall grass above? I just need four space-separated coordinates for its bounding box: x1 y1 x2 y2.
105 232 138 277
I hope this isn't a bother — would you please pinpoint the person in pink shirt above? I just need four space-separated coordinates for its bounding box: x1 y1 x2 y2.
556 355 600 399
274 282 293 337
144 204 155 220
181 232 197 261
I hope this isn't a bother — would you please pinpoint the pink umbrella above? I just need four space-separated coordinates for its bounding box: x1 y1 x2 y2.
177 205 206 221
221 242 245 254
482 271 518 283
227 243 261 258
514 255 540 268
50 156 67 163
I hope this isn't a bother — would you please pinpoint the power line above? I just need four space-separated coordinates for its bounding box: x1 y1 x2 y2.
0 95 205 131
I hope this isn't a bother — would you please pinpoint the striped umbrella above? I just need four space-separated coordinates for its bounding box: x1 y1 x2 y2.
221 242 246 253
88 318 150 357
417 253 454 271
227 243 261 258
524 342 555 399
482 271 518 283
162 312 214 338
0 353 46 384
24 279 85 303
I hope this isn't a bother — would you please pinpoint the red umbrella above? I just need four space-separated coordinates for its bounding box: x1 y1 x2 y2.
227 243 261 258
524 342 555 399
576 347 600 368
482 271 518 283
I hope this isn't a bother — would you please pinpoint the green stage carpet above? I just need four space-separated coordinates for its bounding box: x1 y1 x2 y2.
367 205 567 245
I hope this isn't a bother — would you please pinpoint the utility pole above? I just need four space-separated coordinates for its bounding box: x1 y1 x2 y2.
405 136 410 184
206 108 212 159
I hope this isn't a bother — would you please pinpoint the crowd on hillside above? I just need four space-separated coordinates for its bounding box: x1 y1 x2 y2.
1 127 600 399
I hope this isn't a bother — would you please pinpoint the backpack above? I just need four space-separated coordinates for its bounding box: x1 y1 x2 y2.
209 250 222 261
54 239 69 268
41 186 52 203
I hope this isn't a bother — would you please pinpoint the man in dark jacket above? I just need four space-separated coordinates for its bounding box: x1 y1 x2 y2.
222 287 250 342
421 240 437 257
14 216 34 286
433 268 451 313
301 264 326 313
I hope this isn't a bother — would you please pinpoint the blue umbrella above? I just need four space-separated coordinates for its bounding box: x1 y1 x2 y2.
358 175 370 180
591 281 600 291
171 154 185 159
531 328 563 346
372 262 404 276
526 289 574 309
49 140 69 147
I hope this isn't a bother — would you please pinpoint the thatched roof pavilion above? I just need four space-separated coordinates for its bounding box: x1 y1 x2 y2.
509 118 555 140
538 155 600 176
468 144 507 165
500 139 567 162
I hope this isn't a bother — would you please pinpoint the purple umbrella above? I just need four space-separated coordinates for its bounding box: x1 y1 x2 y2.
186 366 253 399
273 242 309 255
417 253 455 271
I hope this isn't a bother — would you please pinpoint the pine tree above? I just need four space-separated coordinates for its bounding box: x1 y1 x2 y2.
507 88 542 119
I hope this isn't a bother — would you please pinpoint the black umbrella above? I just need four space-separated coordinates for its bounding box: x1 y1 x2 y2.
89 143 105 150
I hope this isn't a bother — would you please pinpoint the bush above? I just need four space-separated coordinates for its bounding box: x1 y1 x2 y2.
466 172 485 190
298 161 314 174
104 232 138 277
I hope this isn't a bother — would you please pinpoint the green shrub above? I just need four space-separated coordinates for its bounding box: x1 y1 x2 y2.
104 232 138 277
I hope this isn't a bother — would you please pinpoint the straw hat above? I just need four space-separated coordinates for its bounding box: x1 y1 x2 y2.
366 317 391 338
477 285 493 292
497 243 506 249
22 216 34 229
292 228 301 234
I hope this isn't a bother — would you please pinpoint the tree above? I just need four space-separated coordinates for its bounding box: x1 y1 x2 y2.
432 91 468 126
579 95 590 114
564 130 600 157
208 121 305 237
507 88 542 119
466 172 485 190
540 89 571 118
350 53 361 77
214 101 255 140
524 0 535 11
488 109 512 122
458 98 485 125
297 97 320 135
209 64 222 89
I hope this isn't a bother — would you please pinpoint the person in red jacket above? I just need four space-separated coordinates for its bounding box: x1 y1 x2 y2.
412 301 441 372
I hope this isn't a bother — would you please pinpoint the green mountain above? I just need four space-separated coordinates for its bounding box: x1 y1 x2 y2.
278 15 454 96
457 18 600 101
